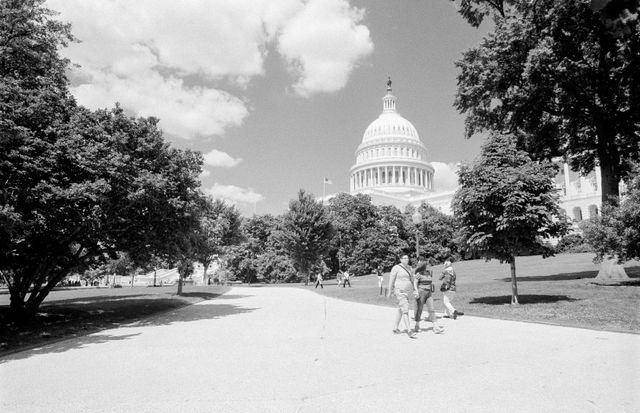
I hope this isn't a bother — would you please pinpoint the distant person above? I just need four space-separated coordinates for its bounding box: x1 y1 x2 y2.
388 254 418 338
376 265 384 294
413 261 444 334
440 260 464 319
314 271 323 289
342 269 351 288
336 271 342 288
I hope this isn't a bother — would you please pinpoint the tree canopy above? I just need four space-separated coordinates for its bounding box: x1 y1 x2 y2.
0 0 204 316
453 0 640 204
453 133 569 303
281 190 333 285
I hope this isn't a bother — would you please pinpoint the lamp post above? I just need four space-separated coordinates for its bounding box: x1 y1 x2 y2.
411 210 422 261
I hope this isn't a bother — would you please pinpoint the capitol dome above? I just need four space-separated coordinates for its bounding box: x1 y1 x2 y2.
350 79 434 200
362 110 420 143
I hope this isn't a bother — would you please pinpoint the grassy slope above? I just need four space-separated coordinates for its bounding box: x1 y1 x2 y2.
302 253 640 333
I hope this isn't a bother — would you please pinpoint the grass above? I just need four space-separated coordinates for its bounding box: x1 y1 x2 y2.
0 285 229 356
296 253 640 334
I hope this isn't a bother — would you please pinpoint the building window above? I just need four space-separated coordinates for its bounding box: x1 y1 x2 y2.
573 207 583 221
588 205 599 218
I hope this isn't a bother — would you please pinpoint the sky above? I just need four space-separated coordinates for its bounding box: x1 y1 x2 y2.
47 0 489 215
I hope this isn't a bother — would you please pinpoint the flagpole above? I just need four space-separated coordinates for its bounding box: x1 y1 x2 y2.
322 179 326 205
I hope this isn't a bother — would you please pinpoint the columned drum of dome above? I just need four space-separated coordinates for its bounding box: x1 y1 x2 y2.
350 79 434 206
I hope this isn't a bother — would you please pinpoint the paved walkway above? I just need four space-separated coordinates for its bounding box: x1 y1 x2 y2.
1 287 638 412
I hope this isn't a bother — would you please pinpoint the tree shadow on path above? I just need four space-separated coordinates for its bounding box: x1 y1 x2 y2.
0 295 255 364
470 294 579 305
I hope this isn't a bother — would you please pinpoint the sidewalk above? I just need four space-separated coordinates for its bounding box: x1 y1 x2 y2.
1 287 638 412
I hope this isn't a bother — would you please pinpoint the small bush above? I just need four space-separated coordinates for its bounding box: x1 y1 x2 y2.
556 233 594 254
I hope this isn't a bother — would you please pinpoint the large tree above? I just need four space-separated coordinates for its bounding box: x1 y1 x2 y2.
0 1 204 316
453 134 569 304
453 0 640 205
281 190 333 285
191 198 242 285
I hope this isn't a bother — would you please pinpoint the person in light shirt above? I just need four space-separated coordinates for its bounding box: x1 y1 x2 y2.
388 254 419 339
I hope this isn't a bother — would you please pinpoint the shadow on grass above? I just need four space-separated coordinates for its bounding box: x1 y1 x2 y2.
470 294 579 305
0 294 253 363
497 270 597 282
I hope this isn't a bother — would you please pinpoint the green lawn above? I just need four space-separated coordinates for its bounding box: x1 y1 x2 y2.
299 253 640 333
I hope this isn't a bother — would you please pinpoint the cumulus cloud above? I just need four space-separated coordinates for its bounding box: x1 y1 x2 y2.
278 0 373 96
205 184 265 205
431 162 460 192
46 0 373 138
203 149 242 168
199 169 211 178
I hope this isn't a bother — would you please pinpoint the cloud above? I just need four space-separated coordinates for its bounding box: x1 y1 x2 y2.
203 149 242 168
199 169 211 178
205 184 264 205
278 0 373 96
431 162 460 192
46 0 373 138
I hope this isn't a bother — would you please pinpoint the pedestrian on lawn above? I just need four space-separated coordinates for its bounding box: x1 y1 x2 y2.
342 268 351 288
413 261 444 334
314 270 323 289
388 254 418 339
439 259 464 319
376 265 384 295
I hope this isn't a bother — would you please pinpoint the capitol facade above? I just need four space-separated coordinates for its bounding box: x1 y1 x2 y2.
349 79 453 212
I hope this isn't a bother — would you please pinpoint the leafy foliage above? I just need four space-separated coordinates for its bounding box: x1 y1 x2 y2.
281 190 333 285
453 0 640 203
555 233 594 254
191 198 242 282
581 163 640 262
453 134 569 303
0 1 204 315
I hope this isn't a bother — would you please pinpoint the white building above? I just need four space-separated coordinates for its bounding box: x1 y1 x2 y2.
343 79 621 220
349 79 453 213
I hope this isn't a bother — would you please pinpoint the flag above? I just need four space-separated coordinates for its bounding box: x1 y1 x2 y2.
324 178 333 184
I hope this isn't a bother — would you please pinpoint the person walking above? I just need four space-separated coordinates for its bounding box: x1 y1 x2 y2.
376 265 384 295
336 270 342 288
388 254 419 338
314 270 323 289
413 261 444 334
439 260 464 319
342 269 351 288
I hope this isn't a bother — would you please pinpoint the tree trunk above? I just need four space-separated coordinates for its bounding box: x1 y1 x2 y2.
594 255 630 285
177 275 183 295
131 273 135 288
153 269 157 287
202 263 209 286
509 258 519 305
599 157 620 206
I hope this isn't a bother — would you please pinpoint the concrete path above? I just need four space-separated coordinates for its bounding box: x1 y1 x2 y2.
1 287 638 412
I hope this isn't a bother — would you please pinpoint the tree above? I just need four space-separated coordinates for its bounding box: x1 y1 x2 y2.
327 193 378 271
581 162 640 283
453 134 569 304
191 198 242 285
453 0 640 205
281 190 333 285
406 203 460 265
0 2 205 317
1 104 203 316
